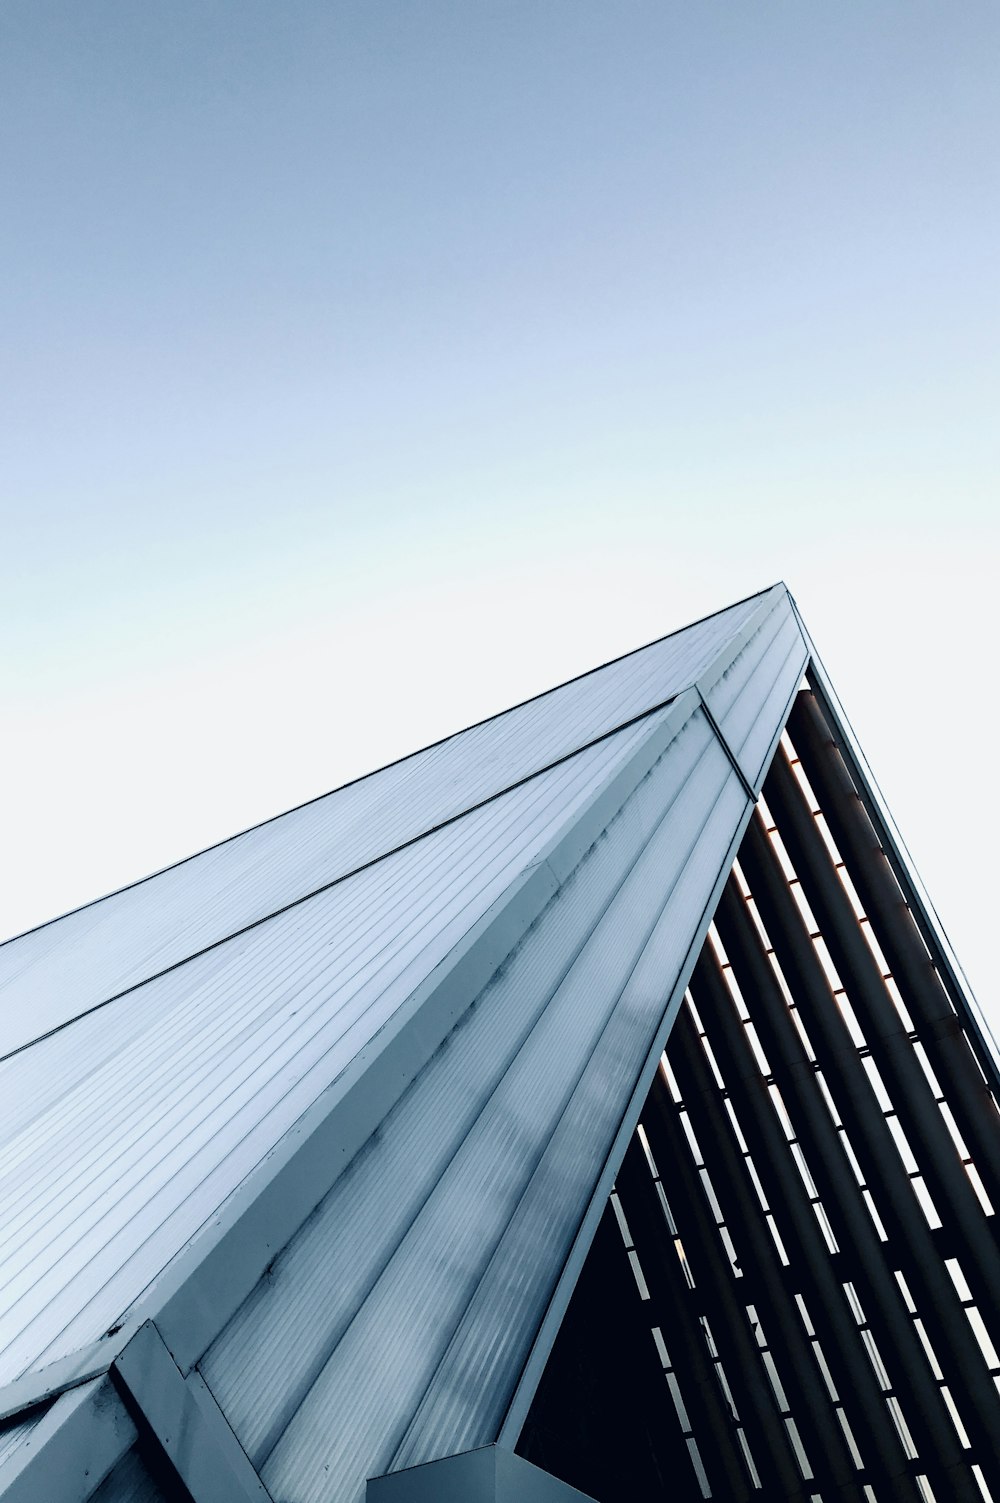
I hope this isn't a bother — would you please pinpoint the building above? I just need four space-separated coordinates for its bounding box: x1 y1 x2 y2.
0 583 998 1503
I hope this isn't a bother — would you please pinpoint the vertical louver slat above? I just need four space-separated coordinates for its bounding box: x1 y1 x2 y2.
787 692 1000 1220
669 1005 865 1499
762 746 1000 1330
522 684 1000 1503
738 808 1000 1490
614 1135 757 1502
635 1075 806 1500
518 1205 689 1503
712 876 976 1503
687 942 925 1503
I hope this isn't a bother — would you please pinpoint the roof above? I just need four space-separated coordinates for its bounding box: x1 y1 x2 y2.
0 583 809 1503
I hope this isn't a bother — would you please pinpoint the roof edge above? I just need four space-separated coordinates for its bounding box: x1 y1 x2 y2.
1 584 783 950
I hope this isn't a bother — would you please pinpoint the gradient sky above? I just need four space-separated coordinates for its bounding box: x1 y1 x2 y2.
2 5 998 1030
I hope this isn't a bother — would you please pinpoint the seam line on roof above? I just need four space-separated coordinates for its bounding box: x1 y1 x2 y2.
0 1332 138 1426
0 689 693 1066
1 584 781 949
694 688 757 801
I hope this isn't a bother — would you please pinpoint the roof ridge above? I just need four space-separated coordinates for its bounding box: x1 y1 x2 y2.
1 585 777 950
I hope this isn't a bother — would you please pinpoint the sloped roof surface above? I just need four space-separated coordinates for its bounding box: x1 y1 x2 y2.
0 590 764 1056
206 704 744 1501
0 713 662 1385
0 584 809 1503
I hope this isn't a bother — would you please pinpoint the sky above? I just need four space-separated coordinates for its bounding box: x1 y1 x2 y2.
2 5 998 1033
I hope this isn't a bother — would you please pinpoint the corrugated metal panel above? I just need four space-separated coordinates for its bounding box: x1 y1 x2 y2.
0 591 770 1055
0 711 664 1386
198 706 751 1503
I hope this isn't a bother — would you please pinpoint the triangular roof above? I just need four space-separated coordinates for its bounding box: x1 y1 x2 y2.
0 583 809 1502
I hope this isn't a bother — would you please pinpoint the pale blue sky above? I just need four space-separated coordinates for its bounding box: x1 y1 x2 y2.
2 5 998 1024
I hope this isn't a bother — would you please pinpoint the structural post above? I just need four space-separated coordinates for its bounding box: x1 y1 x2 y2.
739 810 1000 1492
713 875 976 1502
687 945 923 1503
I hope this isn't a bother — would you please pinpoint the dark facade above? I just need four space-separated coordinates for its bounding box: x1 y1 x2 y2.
522 686 1000 1503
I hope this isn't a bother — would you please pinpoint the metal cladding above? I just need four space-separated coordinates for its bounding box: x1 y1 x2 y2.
0 589 768 1055
3 584 997 1503
521 691 1000 1503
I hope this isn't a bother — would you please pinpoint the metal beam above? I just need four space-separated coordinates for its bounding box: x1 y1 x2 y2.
0 1330 137 1426
0 1378 135 1503
627 1089 801 1501
714 873 977 1502
668 1005 863 1499
763 740 1000 1328
111 1322 271 1503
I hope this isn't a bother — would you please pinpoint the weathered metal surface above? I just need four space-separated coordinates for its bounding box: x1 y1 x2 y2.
0 1379 135 1503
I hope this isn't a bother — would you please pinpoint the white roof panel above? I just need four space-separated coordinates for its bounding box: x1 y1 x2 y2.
0 590 768 1057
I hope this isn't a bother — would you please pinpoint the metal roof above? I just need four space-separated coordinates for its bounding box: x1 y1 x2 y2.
0 587 768 1056
0 584 809 1503
0 714 666 1384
